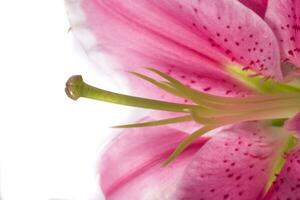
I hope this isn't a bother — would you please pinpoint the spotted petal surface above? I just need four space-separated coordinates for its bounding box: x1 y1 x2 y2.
66 0 282 101
99 121 286 200
265 0 300 67
264 147 300 200
173 122 285 200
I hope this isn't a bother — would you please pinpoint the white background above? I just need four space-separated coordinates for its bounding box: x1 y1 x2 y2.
0 1 135 199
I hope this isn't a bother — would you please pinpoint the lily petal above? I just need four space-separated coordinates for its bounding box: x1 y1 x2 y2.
66 0 282 101
239 0 268 17
284 112 300 136
173 122 285 200
263 147 300 200
99 120 209 200
265 0 300 67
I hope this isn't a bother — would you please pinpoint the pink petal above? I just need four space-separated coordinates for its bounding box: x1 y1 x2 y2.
66 0 282 101
172 122 285 200
239 0 268 17
99 121 209 200
265 0 300 67
263 147 300 200
284 112 300 136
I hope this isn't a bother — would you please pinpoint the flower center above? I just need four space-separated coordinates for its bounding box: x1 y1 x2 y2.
65 68 300 164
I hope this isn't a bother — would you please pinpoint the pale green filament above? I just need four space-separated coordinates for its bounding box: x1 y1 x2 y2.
271 118 287 127
112 115 192 128
65 69 300 165
133 69 300 116
144 68 300 105
129 72 185 99
265 135 298 193
191 106 298 124
141 69 300 113
227 64 300 93
162 126 217 166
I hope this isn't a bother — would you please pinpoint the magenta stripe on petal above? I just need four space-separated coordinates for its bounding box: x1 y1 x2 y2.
239 0 268 17
98 122 209 200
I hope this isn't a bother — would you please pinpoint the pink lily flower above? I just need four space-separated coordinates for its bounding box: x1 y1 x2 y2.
64 0 300 199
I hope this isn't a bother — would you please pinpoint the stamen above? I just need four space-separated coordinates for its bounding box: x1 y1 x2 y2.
163 106 299 166
145 68 300 105
132 69 300 113
192 106 298 124
227 64 300 93
265 134 298 192
162 126 217 166
192 98 300 114
271 118 287 127
129 72 184 98
65 75 198 113
112 115 192 128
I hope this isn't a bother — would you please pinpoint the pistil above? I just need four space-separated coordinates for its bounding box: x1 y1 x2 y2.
65 71 300 130
65 69 300 164
65 75 198 113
